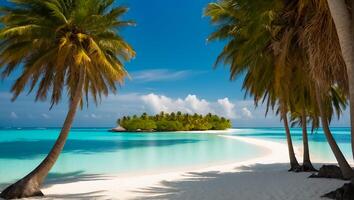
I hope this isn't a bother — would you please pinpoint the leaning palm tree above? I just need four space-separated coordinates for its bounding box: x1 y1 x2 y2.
308 0 354 194
276 0 353 178
205 0 354 177
294 0 354 179
290 84 348 173
314 85 354 179
0 0 135 198
325 0 354 160
205 0 302 171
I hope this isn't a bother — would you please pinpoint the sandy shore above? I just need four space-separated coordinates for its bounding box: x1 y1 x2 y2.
175 129 236 134
22 135 346 200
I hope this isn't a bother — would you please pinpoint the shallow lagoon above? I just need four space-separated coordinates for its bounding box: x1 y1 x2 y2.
0 127 351 188
0 128 263 186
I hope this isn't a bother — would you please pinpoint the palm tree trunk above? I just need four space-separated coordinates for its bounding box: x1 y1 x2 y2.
315 85 354 179
0 67 85 199
301 110 316 172
326 0 354 162
281 110 300 171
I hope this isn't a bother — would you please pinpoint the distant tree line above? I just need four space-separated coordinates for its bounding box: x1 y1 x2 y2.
117 112 232 131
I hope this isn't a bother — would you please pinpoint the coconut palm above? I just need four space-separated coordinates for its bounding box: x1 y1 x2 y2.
272 0 353 177
297 0 354 171
0 0 135 198
205 0 302 171
325 0 354 160
290 111 317 171
314 85 354 179
205 0 354 176
290 84 348 173
289 81 320 172
288 0 354 179
288 65 318 171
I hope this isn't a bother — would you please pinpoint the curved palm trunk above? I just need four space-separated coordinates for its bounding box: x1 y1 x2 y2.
301 111 316 172
327 0 354 161
315 86 353 179
281 110 300 171
0 68 85 199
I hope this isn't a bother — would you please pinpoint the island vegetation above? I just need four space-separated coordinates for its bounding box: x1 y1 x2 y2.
117 112 232 132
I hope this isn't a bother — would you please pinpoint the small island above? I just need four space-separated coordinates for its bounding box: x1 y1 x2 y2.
114 112 232 132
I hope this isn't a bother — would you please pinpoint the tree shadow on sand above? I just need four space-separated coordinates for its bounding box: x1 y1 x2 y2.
40 171 111 199
39 191 107 200
0 171 110 191
44 171 111 187
0 139 201 159
0 171 111 199
132 163 346 200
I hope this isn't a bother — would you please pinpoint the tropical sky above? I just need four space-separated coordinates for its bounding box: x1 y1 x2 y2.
0 0 350 127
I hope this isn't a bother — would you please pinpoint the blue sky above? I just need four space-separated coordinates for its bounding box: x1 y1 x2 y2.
0 0 350 127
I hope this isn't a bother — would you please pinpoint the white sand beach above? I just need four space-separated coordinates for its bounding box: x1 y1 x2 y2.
31 135 348 200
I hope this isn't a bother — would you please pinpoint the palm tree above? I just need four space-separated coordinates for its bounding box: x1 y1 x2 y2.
295 1 354 176
205 0 354 176
0 0 135 198
289 82 348 173
314 85 354 179
288 71 318 171
280 107 301 171
205 0 302 171
325 0 354 160
289 0 354 178
141 112 148 120
309 0 354 190
299 112 316 171
290 109 317 171
274 0 354 177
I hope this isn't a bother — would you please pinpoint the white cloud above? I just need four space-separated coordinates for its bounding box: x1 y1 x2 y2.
242 107 253 118
184 95 211 114
90 114 102 119
141 93 175 113
141 93 239 118
217 98 236 119
41 113 50 119
130 69 199 82
81 93 273 127
141 93 212 115
10 112 18 119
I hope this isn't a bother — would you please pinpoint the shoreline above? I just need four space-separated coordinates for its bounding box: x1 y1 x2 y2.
39 135 296 199
0 131 347 199
110 128 236 134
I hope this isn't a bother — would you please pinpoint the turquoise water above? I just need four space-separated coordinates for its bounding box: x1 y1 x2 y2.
0 128 263 187
0 127 352 189
232 127 352 162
